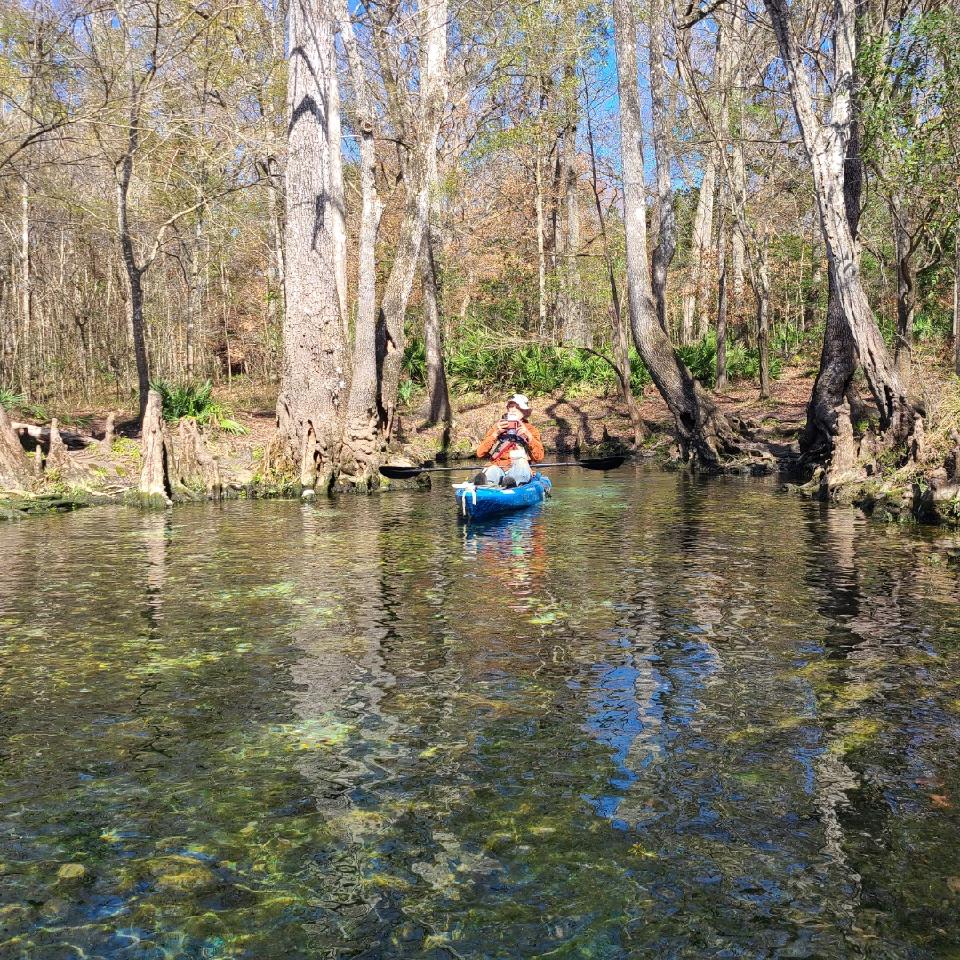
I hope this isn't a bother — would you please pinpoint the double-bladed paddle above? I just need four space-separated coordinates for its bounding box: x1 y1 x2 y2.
378 455 626 481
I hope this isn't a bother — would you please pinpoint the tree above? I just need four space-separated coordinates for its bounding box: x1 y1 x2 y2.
613 0 748 466
764 0 918 448
649 0 677 332
274 0 349 491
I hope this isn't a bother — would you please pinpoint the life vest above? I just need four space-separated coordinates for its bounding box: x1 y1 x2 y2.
490 429 531 462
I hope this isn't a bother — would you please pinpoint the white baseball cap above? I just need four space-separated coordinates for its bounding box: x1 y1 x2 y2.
507 393 532 412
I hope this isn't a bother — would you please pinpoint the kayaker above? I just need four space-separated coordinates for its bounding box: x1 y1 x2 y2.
474 394 545 487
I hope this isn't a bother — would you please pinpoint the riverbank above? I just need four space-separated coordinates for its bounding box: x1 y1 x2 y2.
4 358 960 527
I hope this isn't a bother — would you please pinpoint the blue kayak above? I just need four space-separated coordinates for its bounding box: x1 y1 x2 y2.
454 473 552 521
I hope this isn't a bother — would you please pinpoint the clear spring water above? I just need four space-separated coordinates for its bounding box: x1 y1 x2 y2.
3 465 960 958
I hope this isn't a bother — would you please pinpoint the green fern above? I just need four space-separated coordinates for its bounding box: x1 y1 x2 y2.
150 379 248 435
0 386 46 420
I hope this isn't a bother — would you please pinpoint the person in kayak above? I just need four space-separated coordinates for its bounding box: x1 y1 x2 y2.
473 394 545 487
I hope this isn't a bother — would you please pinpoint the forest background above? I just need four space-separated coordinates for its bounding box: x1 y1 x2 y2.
1 0 959 497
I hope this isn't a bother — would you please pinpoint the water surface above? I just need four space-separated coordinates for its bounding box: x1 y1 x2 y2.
3 466 960 958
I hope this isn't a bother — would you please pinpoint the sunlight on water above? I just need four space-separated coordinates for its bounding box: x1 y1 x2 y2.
3 465 960 957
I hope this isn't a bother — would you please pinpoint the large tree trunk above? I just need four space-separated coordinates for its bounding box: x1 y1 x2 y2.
765 0 916 444
613 0 745 467
649 0 676 332
584 71 646 446
275 0 349 491
0 405 31 493
339 0 385 486
802 124 862 462
327 58 349 342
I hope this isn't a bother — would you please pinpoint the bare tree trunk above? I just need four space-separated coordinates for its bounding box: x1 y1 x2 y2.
420 226 451 424
801 77 862 462
891 196 914 376
756 242 771 399
186 214 203 378
274 0 349 491
19 178 32 399
613 0 745 467
117 142 150 422
716 219 728 391
339 0 385 484
328 56 349 343
535 150 548 336
583 70 645 446
376 0 447 436
765 0 916 443
649 0 676 332
560 110 588 346
681 154 716 343
139 388 171 506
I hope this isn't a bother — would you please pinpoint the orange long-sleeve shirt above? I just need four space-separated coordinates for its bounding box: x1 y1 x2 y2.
476 420 545 468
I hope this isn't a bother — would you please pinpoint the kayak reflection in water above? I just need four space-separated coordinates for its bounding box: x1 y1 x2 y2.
473 393 546 487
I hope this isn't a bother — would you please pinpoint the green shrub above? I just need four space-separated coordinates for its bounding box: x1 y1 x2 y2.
150 379 247 435
677 332 783 388
399 325 779 401
0 386 46 420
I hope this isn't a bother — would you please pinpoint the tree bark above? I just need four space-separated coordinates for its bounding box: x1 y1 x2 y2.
681 154 716 344
327 55 349 342
560 110 588 346
339 0 385 484
800 19 864 464
613 0 744 467
891 195 915 376
375 0 447 436
649 0 676 332
716 220 728 390
583 69 646 446
0 404 31 493
274 0 350 490
186 214 203 378
139 388 172 506
756 251 771 400
420 225 452 425
765 0 916 444
535 149 548 337
20 177 32 398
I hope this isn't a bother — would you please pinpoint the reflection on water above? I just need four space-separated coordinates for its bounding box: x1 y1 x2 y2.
3 466 960 957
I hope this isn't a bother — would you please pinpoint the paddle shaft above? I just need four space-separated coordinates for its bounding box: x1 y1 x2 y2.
403 459 619 475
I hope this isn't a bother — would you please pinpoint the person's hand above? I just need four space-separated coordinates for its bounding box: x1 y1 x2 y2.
497 419 513 434
515 422 532 442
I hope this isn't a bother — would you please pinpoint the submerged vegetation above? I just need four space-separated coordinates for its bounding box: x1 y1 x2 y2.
4 474 960 955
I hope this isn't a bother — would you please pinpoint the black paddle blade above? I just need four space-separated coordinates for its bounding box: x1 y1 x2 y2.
379 464 424 480
578 455 626 471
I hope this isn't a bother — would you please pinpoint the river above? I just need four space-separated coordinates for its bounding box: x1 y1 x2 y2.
3 465 960 958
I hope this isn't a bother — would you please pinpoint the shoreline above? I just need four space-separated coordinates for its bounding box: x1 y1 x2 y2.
4 366 960 529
